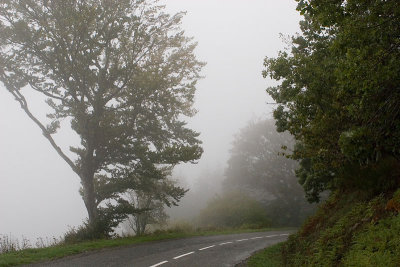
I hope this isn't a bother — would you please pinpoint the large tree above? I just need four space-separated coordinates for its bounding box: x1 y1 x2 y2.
264 0 400 201
0 0 204 232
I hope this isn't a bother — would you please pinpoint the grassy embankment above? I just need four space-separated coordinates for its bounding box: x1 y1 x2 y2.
0 227 291 267
247 187 400 266
247 242 284 267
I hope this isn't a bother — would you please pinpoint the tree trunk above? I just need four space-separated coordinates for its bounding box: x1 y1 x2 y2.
81 145 97 228
80 127 99 228
82 177 98 226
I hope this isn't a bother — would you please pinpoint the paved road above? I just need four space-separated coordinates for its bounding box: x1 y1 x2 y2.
25 230 291 267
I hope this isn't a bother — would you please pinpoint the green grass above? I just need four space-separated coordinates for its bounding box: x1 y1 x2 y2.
0 227 291 267
247 242 284 267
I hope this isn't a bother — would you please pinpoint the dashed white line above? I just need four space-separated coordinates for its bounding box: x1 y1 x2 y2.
149 260 168 267
150 233 288 266
199 245 215 251
173 251 195 259
265 234 278 238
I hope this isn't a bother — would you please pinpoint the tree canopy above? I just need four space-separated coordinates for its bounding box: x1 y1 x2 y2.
264 0 400 202
0 0 204 236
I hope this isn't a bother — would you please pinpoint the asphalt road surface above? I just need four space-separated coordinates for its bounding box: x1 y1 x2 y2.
25 230 291 267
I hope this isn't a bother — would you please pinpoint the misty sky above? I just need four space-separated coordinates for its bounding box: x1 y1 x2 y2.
0 0 301 240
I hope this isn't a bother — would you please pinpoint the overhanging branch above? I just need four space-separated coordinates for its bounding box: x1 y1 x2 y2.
0 72 80 176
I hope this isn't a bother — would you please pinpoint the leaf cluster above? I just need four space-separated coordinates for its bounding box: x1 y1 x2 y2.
264 0 400 201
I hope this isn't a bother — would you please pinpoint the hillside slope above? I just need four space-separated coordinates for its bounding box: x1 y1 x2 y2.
281 188 400 266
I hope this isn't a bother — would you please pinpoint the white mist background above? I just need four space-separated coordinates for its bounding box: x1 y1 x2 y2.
0 0 301 240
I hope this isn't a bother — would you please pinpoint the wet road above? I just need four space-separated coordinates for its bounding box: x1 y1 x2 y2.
25 230 291 267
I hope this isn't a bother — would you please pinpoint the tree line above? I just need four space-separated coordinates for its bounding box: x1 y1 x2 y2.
198 119 315 228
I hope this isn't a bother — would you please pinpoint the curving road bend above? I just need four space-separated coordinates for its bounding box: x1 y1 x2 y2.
24 230 291 267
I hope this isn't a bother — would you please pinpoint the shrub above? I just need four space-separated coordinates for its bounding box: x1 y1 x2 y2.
197 191 270 229
63 219 111 243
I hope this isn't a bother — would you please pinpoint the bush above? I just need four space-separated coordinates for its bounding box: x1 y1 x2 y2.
197 191 270 229
63 219 112 243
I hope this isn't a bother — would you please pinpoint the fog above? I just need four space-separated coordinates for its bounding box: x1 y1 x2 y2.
0 0 300 240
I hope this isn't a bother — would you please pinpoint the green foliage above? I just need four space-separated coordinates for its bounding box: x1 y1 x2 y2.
342 214 400 267
0 0 203 233
336 157 400 194
247 242 284 267
264 0 400 201
280 188 400 266
63 224 103 244
64 204 131 242
198 191 270 229
224 119 315 226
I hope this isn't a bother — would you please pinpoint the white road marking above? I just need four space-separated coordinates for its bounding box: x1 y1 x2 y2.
151 232 287 266
219 241 233 245
199 245 215 251
173 251 195 259
265 235 278 238
149 261 168 267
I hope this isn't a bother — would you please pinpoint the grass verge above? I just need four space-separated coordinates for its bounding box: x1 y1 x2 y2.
247 242 284 267
0 227 292 267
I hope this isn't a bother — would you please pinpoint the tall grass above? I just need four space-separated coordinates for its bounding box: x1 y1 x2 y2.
0 234 61 254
